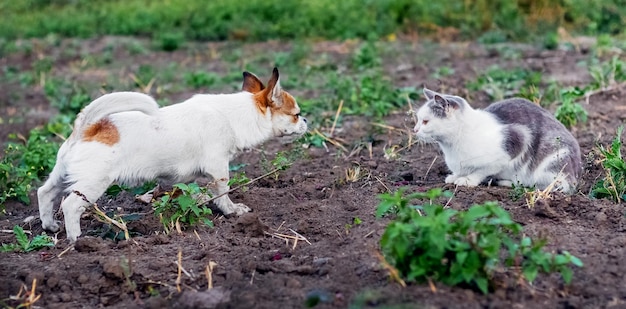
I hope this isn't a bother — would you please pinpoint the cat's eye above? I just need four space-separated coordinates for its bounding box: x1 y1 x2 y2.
422 120 429 125
294 113 300 120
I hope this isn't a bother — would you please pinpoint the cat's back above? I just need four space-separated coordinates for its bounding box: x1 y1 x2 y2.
484 98 553 125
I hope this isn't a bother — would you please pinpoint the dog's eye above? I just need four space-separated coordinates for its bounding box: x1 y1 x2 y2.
294 113 300 119
422 120 429 125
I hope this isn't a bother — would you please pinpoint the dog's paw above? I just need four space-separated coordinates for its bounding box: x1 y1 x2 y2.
42 220 62 233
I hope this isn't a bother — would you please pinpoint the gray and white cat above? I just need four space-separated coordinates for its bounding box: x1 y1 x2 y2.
413 88 582 192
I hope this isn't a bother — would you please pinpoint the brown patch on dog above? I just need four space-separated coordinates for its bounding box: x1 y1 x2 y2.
277 92 300 123
82 118 120 145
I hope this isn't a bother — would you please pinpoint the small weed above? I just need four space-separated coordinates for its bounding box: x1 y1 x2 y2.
431 66 455 79
133 64 157 89
152 183 214 233
589 56 626 89
184 71 219 89
554 87 588 128
591 126 626 203
468 66 542 101
377 188 583 293
154 31 185 52
261 147 302 180
328 71 403 118
1 225 54 253
228 172 251 192
351 41 381 71
509 183 534 201
0 126 61 207
344 217 362 233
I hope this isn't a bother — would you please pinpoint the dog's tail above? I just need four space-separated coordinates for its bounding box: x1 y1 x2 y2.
72 92 159 136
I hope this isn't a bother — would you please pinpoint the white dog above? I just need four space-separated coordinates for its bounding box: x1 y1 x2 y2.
37 67 308 242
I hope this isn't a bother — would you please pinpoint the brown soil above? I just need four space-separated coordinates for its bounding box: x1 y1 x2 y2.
1 37 625 309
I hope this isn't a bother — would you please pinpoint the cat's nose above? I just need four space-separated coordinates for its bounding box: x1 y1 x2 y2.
302 117 307 123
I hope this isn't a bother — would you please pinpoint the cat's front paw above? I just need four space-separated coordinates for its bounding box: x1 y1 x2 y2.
232 203 251 215
219 201 251 216
454 176 481 187
42 220 62 233
445 174 459 184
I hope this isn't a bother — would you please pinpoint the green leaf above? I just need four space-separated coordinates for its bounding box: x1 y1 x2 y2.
523 264 538 283
174 183 189 191
456 251 468 265
177 195 194 211
565 252 584 267
560 267 573 284
475 277 489 294
13 225 30 251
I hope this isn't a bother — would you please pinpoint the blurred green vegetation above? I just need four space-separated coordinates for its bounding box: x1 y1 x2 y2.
0 0 624 42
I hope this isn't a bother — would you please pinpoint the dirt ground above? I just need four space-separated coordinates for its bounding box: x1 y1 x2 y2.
1 38 625 309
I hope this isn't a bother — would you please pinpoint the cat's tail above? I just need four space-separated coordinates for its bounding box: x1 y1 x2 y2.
71 92 159 139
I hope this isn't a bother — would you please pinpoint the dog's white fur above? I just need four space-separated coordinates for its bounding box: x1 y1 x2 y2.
38 68 307 242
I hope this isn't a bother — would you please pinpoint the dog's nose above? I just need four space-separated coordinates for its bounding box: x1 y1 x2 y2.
302 117 307 123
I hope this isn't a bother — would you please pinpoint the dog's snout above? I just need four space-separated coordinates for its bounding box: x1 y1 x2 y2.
302 117 307 123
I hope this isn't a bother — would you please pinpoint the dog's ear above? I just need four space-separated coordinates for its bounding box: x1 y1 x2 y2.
242 71 265 93
265 67 283 107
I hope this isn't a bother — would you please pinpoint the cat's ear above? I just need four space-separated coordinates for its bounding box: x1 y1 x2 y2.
423 87 437 100
433 95 448 108
431 94 462 117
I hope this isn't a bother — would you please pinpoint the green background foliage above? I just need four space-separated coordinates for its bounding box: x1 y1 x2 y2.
0 0 624 42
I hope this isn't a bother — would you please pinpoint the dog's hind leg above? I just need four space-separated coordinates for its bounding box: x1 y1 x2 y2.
38 163 67 233
63 178 111 242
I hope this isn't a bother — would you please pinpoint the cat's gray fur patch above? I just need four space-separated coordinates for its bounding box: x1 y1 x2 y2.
486 98 582 181
427 94 465 118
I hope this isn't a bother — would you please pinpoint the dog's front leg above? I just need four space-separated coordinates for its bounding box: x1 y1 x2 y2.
207 166 251 216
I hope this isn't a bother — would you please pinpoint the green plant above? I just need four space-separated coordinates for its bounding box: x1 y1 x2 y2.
589 56 626 89
431 66 455 79
467 66 542 101
328 71 403 118
351 41 381 71
184 71 219 89
152 183 214 232
228 172 251 192
345 216 363 232
133 64 157 88
0 126 62 207
509 183 536 202
377 188 583 294
591 126 626 203
1 225 54 252
260 147 303 180
154 31 185 52
554 87 588 128
43 78 92 116
105 180 158 197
